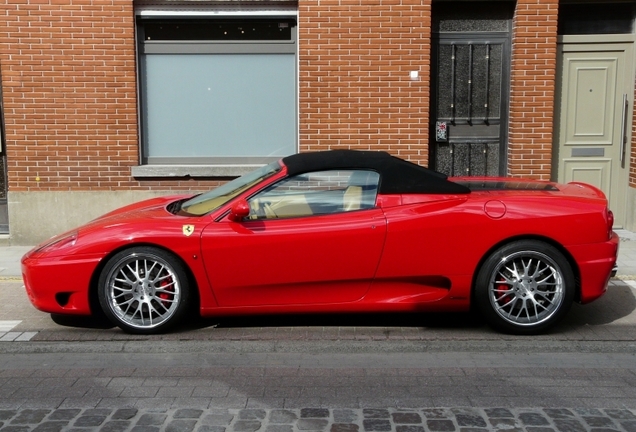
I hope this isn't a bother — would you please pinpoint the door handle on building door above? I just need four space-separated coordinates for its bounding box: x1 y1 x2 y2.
620 94 628 169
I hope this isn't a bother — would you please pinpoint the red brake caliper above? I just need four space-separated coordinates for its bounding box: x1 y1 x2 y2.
495 280 511 305
158 277 173 307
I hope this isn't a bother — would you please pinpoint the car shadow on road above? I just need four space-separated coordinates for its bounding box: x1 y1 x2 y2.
50 313 115 329
559 280 636 326
47 308 490 335
187 310 487 331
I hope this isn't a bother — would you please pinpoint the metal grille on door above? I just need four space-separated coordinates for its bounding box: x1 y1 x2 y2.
432 38 508 177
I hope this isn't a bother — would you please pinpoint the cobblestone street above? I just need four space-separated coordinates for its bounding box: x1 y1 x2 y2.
2 407 636 432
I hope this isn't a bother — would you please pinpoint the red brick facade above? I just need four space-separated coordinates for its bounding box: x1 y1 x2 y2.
508 0 558 180
299 0 432 167
1 0 137 191
0 0 224 193
0 1 635 199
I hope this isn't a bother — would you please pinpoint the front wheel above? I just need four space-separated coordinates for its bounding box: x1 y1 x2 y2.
97 247 191 334
474 240 575 335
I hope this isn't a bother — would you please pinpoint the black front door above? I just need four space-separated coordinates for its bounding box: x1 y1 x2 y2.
430 2 513 177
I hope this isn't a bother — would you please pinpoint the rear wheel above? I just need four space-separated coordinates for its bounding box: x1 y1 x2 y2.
97 246 191 334
475 240 575 334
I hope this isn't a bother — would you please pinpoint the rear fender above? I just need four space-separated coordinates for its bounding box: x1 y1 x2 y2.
470 235 582 306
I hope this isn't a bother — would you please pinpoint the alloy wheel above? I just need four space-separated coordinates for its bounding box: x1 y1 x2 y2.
104 253 182 330
488 250 565 327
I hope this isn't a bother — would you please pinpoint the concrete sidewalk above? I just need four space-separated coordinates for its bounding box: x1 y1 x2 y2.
0 245 31 278
2 230 636 279
616 229 636 276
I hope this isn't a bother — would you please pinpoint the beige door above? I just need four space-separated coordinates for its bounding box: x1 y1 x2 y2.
555 42 634 228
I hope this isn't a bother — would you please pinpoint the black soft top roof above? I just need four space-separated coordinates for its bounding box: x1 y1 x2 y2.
282 150 470 195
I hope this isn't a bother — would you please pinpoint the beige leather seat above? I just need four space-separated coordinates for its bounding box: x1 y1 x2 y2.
343 186 362 211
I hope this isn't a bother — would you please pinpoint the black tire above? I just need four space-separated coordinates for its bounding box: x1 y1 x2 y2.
474 240 575 335
97 246 191 334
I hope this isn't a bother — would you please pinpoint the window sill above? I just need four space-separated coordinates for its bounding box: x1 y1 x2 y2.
131 164 263 178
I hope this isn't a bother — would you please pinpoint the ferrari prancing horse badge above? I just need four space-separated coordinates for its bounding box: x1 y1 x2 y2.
182 225 195 236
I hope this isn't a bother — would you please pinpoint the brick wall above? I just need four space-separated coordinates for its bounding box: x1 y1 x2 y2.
508 0 558 180
1 0 632 189
0 0 224 192
298 0 432 166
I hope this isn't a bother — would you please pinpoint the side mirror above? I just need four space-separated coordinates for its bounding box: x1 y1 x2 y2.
228 199 250 221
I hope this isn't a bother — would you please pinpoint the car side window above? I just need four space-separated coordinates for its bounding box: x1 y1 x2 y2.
247 170 380 220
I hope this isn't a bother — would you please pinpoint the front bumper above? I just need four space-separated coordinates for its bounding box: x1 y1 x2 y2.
21 251 104 315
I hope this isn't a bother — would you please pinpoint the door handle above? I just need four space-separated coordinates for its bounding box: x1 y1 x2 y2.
620 94 628 169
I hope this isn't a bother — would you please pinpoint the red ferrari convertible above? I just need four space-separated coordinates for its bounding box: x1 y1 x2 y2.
22 150 618 335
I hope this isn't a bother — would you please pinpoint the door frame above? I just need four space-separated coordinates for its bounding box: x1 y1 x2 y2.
553 33 635 229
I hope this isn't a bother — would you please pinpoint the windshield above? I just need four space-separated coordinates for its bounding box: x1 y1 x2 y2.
180 161 282 216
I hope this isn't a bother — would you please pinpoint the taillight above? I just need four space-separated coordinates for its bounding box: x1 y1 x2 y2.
607 209 614 238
